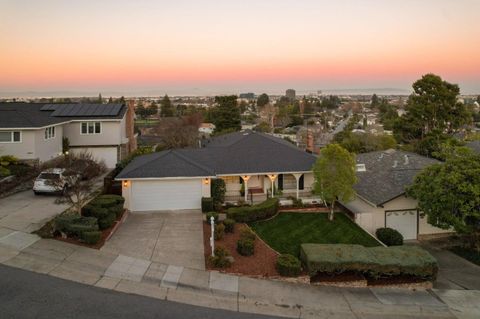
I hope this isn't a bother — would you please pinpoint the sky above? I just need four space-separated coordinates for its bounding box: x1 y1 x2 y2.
0 0 479 96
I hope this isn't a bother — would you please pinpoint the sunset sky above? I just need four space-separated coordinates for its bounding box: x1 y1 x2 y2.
1 0 479 96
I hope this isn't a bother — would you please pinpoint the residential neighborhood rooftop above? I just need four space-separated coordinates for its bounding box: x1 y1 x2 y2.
354 149 439 206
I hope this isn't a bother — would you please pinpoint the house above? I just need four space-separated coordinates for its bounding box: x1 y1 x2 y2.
116 130 317 211
340 149 452 240
0 102 136 168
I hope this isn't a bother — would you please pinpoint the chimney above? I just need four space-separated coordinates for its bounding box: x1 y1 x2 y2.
126 99 137 154
404 155 409 165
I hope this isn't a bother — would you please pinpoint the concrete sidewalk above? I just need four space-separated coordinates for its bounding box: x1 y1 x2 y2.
0 230 479 319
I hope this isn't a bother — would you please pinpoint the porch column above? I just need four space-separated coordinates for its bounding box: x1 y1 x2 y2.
241 175 251 202
293 173 303 199
267 174 277 198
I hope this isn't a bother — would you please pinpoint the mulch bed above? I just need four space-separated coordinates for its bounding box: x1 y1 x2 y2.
311 271 365 284
54 210 126 250
203 222 280 277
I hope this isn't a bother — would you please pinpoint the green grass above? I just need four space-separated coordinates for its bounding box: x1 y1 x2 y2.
135 119 160 125
250 212 381 256
450 246 480 266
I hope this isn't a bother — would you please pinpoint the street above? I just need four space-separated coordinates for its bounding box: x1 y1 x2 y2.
0 264 279 319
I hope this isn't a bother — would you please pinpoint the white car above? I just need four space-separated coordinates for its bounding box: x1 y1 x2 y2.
33 168 74 195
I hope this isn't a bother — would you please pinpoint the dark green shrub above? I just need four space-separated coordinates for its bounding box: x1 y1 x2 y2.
209 246 232 268
223 218 235 233
211 179 226 204
201 197 214 212
226 198 279 222
214 223 225 240
237 238 255 256
90 198 118 208
276 254 301 277
54 214 78 232
376 227 404 246
82 205 110 219
81 231 102 245
206 211 219 224
98 212 116 230
109 203 124 219
65 217 99 237
240 228 256 242
95 194 125 205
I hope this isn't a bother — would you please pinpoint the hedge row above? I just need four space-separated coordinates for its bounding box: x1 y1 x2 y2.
226 198 279 222
82 194 124 230
300 244 438 280
55 215 99 238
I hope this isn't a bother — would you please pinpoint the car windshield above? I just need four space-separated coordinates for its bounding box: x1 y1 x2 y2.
38 173 60 180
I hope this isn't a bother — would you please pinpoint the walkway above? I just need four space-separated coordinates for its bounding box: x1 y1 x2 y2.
101 210 205 270
0 230 479 318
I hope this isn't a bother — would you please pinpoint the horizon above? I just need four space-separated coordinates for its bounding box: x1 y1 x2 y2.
1 0 479 95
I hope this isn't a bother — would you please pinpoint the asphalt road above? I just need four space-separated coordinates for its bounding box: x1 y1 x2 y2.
0 265 279 319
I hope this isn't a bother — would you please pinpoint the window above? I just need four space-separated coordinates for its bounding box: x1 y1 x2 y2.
299 175 304 190
0 131 21 143
81 122 101 135
44 126 55 139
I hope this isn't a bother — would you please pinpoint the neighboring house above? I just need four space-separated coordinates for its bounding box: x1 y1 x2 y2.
116 130 317 211
466 140 480 154
0 102 136 168
340 149 452 240
198 123 215 135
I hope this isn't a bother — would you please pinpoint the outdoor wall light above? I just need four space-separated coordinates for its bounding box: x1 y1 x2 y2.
123 180 129 188
203 178 210 185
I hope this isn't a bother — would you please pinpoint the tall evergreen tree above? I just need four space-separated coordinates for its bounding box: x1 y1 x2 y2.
160 95 174 117
211 95 241 133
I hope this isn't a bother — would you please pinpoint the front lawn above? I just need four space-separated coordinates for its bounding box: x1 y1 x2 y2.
250 212 381 256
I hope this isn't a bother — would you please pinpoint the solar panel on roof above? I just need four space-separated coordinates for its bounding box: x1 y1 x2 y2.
50 103 122 117
40 104 58 111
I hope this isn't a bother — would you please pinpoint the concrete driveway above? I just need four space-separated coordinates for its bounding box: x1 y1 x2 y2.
0 191 68 233
101 210 205 270
420 243 480 290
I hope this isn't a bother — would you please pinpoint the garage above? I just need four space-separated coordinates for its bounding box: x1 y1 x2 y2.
71 147 118 168
385 210 418 240
129 179 203 211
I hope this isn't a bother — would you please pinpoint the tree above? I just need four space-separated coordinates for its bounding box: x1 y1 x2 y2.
407 149 480 251
211 96 241 133
135 101 148 120
50 152 107 214
254 121 271 133
371 94 379 108
257 93 269 107
160 95 175 117
153 114 201 149
313 144 357 220
148 101 158 117
97 93 103 103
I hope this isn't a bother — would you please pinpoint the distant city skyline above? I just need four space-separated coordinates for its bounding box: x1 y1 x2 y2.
1 0 479 95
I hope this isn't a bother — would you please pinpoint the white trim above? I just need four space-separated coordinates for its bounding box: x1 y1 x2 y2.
80 121 102 135
216 170 312 177
116 176 215 181
0 115 125 131
355 193 379 208
44 126 55 140
0 131 22 143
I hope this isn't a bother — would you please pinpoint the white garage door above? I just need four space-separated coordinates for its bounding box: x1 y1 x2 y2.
385 210 418 240
71 147 118 168
131 179 202 211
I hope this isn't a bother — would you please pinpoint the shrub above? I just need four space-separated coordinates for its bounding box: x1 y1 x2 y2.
214 223 225 240
300 244 438 280
223 218 235 233
57 216 99 237
90 197 118 208
276 254 302 277
376 227 404 246
98 212 116 230
209 246 232 268
237 238 255 256
226 198 279 222
81 231 102 245
201 197 214 213
239 228 256 241
109 203 124 219
82 205 110 219
54 214 78 233
206 211 219 224
96 194 125 205
211 179 226 204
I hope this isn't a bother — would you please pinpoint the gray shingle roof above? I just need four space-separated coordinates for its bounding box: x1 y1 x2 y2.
354 150 439 206
466 140 480 154
117 130 317 179
0 103 126 129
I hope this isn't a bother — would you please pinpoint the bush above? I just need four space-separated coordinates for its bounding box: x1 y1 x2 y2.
90 197 118 208
211 179 226 204
209 246 232 268
56 215 99 237
81 231 102 245
98 212 116 230
109 203 124 219
82 205 110 219
201 197 214 213
300 244 438 280
96 194 125 205
237 238 255 256
376 227 404 246
223 218 235 233
214 223 225 240
226 198 279 222
276 254 302 277
240 228 256 242
206 211 219 224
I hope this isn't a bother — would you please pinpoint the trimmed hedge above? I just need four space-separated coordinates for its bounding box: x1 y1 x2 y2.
226 198 279 222
109 203 125 219
211 179 226 205
240 228 256 242
81 231 102 245
276 254 301 277
83 205 110 219
95 194 125 205
300 244 438 280
223 218 235 233
201 197 214 213
209 246 232 268
55 215 99 237
98 212 116 230
237 238 254 256
376 227 404 246
206 211 219 224
214 223 225 240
